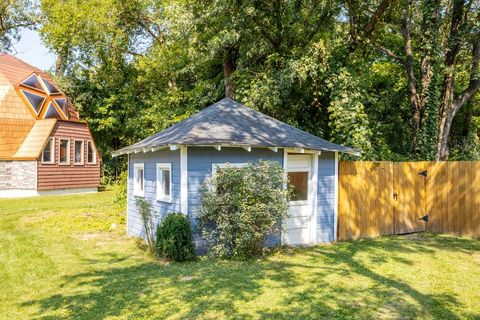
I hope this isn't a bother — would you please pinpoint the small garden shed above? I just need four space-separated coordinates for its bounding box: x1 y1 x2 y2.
114 98 357 248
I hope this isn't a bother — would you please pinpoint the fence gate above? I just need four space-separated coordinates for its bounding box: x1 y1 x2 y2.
392 162 428 235
338 160 480 240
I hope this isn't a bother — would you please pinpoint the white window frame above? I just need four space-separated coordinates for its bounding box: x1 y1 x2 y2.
58 138 70 165
211 162 247 175
41 137 55 164
286 155 312 206
156 163 172 203
133 163 145 197
86 140 96 164
73 139 84 165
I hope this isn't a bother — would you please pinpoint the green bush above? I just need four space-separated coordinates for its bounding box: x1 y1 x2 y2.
135 198 156 254
156 213 196 261
198 161 290 259
114 170 127 210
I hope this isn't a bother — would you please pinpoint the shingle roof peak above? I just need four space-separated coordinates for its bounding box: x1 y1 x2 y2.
114 98 359 156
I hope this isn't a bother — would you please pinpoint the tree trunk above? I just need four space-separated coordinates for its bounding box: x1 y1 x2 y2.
401 5 421 154
436 2 479 160
55 47 69 77
223 46 237 99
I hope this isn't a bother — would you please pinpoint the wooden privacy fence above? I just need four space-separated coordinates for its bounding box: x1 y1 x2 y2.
338 161 480 240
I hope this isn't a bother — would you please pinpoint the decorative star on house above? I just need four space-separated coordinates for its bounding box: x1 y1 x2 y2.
16 73 70 120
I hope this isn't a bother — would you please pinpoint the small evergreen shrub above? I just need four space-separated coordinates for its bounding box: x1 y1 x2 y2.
156 213 196 261
198 161 289 259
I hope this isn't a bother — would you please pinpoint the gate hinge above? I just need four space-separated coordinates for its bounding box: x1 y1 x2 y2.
418 170 428 177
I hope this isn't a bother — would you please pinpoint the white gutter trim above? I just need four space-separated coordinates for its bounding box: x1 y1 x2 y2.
242 146 252 152
268 147 278 152
213 145 221 151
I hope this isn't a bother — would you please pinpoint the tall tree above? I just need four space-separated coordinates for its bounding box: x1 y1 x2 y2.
369 0 479 159
0 0 36 51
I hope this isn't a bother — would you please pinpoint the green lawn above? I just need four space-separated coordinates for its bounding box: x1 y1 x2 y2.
1 189 480 320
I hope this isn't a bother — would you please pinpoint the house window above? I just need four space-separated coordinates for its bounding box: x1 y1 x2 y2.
288 171 309 201
87 141 96 164
74 140 84 164
58 138 70 165
134 163 145 197
41 137 54 163
156 163 172 202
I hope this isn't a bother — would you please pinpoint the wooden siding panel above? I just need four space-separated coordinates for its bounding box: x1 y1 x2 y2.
37 121 100 190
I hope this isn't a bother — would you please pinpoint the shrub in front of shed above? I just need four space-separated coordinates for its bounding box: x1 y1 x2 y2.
198 161 290 259
135 198 156 254
156 213 196 262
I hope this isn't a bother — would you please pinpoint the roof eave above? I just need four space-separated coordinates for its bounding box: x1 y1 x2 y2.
112 143 361 157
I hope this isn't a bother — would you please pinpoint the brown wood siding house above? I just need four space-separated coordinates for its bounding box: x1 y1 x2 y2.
0 53 100 197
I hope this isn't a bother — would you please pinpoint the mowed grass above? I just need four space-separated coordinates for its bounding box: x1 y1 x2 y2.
1 190 480 320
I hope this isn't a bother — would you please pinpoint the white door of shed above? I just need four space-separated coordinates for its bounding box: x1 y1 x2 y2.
285 154 313 245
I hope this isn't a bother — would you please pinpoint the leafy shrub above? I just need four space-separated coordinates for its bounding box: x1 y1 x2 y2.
156 213 196 261
135 198 156 254
114 170 127 210
198 161 289 259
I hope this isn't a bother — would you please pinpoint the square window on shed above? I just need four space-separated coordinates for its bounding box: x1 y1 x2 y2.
134 163 145 197
156 163 171 202
288 171 309 201
42 137 54 163
58 138 70 165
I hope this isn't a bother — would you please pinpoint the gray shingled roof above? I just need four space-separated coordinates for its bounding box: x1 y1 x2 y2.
113 98 359 156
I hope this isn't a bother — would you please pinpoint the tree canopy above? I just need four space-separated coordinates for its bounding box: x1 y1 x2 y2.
3 0 480 177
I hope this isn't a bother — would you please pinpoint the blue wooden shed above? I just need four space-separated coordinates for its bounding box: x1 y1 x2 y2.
113 98 358 248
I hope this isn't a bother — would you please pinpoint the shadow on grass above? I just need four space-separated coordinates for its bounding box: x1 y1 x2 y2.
20 234 479 319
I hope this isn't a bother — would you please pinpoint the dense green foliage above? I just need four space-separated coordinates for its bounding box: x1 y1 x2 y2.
198 161 289 259
156 213 195 262
2 0 480 175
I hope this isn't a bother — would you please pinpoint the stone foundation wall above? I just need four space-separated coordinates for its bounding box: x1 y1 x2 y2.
0 161 36 190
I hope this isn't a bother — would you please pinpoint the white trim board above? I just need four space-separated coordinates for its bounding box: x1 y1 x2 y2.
311 153 319 243
333 151 339 241
126 153 130 235
180 146 188 215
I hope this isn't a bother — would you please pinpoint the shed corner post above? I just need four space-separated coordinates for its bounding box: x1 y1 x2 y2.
281 148 288 245
311 152 319 244
334 151 339 242
126 153 130 236
180 146 188 216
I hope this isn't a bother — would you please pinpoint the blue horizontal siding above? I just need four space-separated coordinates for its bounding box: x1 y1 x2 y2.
187 147 284 219
127 149 181 239
187 147 284 248
127 146 337 247
316 151 336 243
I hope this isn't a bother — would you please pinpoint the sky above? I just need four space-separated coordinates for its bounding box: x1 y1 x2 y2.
12 28 56 71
